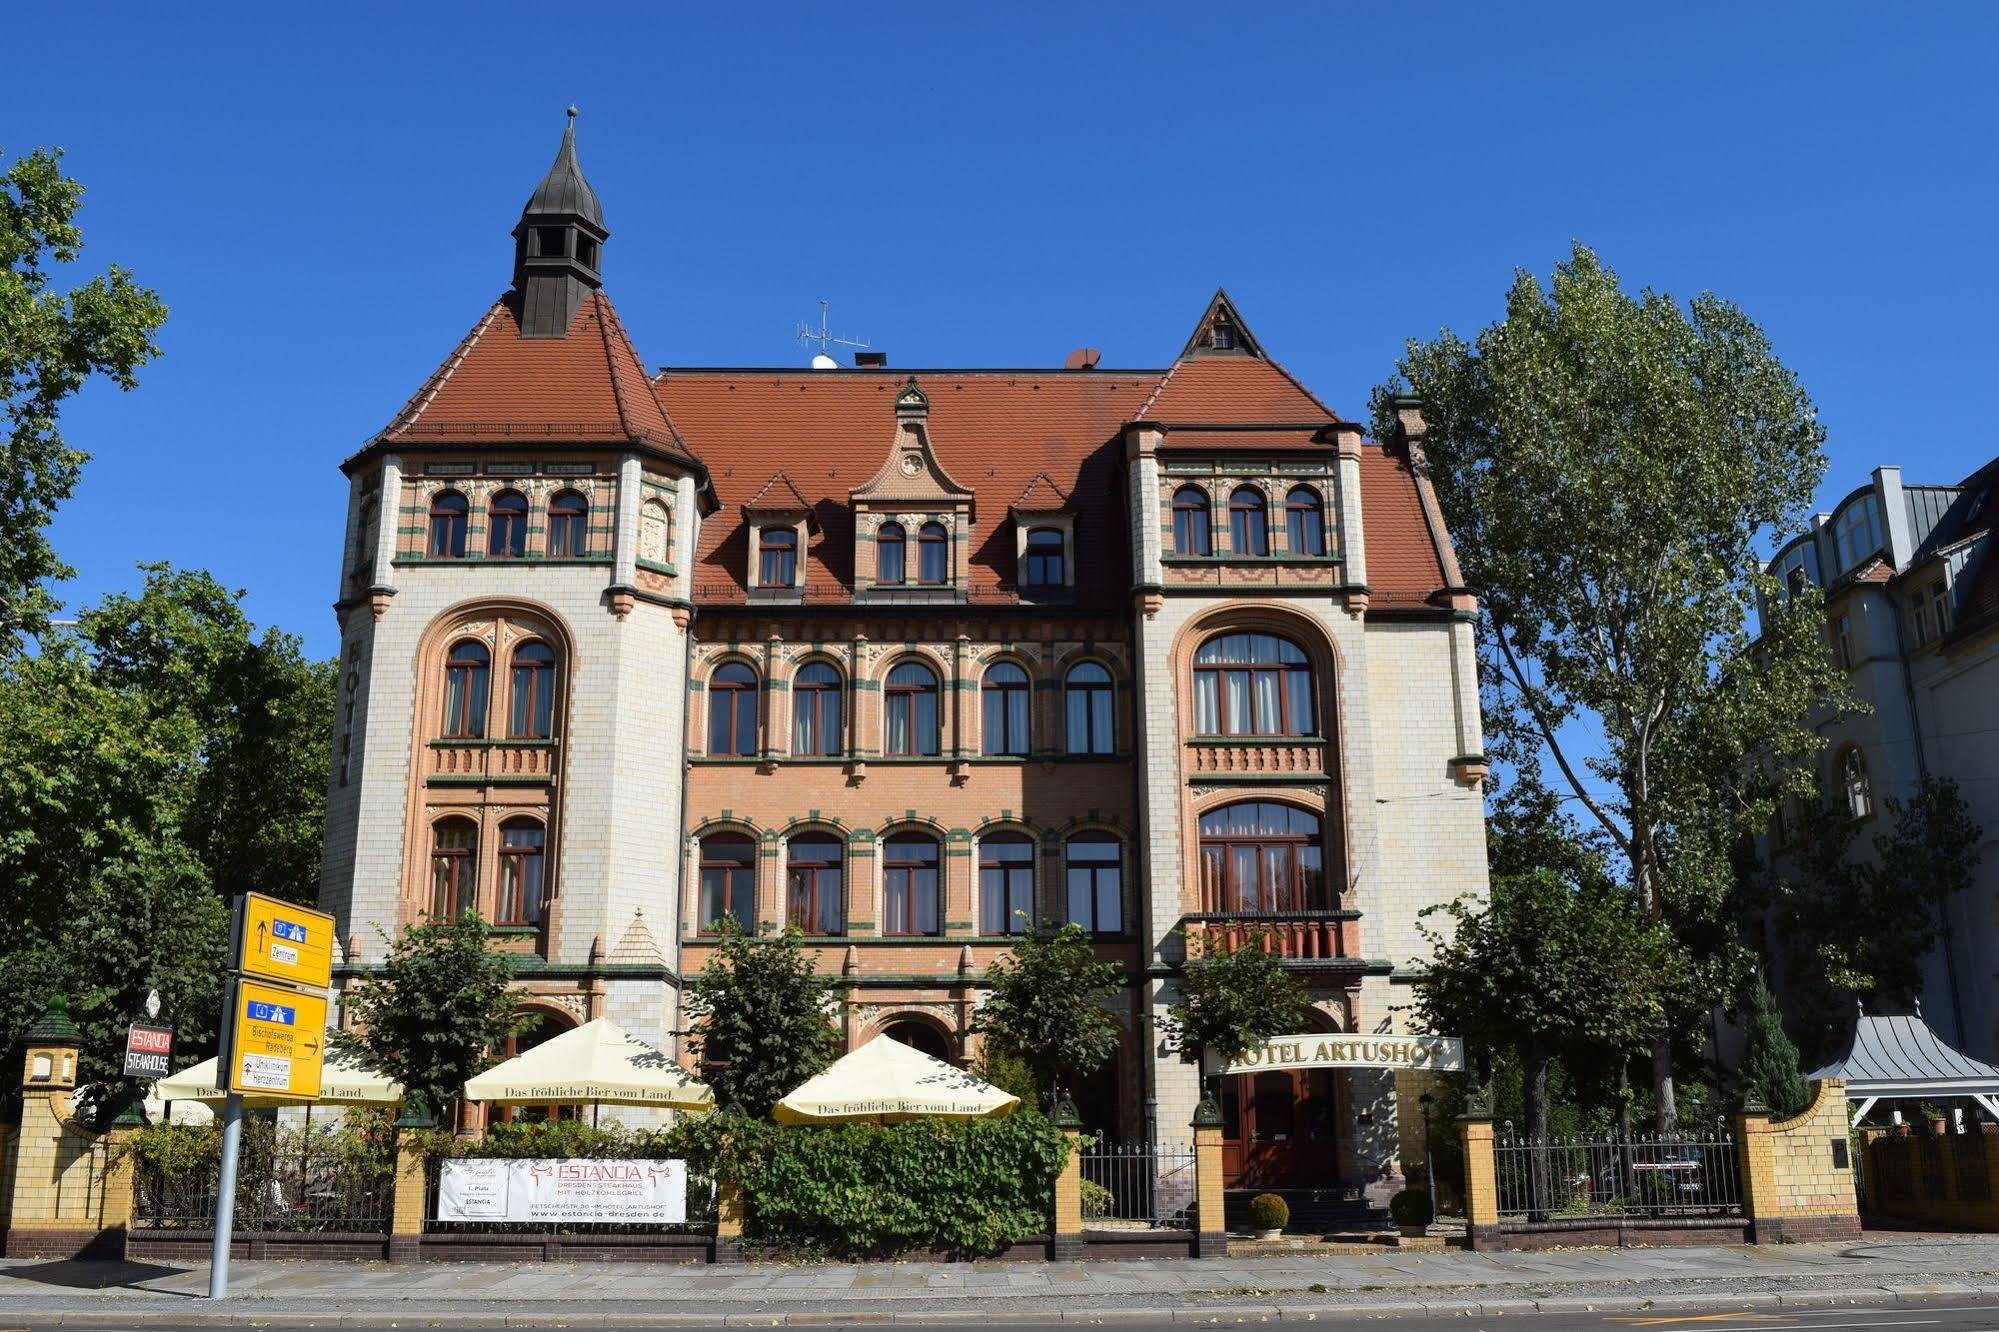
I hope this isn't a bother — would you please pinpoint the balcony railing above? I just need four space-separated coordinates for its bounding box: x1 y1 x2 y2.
1183 911 1357 960
1186 739 1325 775
426 740 558 782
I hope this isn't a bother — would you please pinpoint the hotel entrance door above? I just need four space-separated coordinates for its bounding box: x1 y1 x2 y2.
1220 1066 1341 1188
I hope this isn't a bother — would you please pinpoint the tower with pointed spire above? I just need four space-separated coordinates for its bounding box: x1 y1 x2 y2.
513 107 608 338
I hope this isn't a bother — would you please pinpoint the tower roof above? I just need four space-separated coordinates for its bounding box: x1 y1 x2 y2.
522 107 604 229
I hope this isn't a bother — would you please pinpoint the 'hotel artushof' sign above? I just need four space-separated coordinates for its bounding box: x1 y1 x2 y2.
1217 1034 1465 1076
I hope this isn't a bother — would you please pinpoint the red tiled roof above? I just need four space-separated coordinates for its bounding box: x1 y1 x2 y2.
1012 472 1072 511
1358 443 1451 609
373 290 693 459
1133 356 1340 425
658 371 1149 608
744 471 813 512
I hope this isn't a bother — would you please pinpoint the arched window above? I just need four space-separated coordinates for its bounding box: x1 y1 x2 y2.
496 818 546 925
980 834 1035 936
488 491 528 557
1065 662 1113 755
428 491 468 558
1841 746 1873 820
759 526 797 587
1066 835 1122 934
442 640 490 739
885 660 940 756
708 663 758 756
639 499 670 565
353 497 378 572
882 1018 953 1061
1197 801 1326 913
981 661 1030 756
1024 529 1065 587
1173 486 1212 556
698 833 755 934
547 490 588 557
917 522 949 585
884 834 941 936
1192 632 1314 736
1229 486 1268 556
792 662 843 756
508 642 557 739
494 1010 577 1123
786 836 843 936
876 522 907 585
1285 486 1324 556
430 818 479 917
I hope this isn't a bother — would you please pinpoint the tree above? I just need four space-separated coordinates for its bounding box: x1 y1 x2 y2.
1154 929 1308 1095
334 912 522 1116
1374 243 1847 1130
971 923 1123 1108
0 147 168 654
1764 774 1983 1059
1416 870 1681 1146
1737 974 1809 1120
683 922 843 1117
80 564 334 905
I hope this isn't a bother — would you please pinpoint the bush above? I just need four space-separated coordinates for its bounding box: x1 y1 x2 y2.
1246 1192 1288 1232
1389 1187 1433 1227
1080 1178 1113 1219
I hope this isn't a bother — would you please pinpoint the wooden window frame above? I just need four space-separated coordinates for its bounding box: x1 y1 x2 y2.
1023 528 1065 587
1191 632 1315 737
1064 834 1123 935
495 818 547 926
1197 802 1328 915
791 662 844 757
1065 662 1114 755
1285 486 1324 556
785 836 844 936
884 661 940 757
428 491 469 558
442 640 490 739
758 525 798 588
429 818 479 917
979 834 1035 936
1172 486 1212 556
487 490 529 558
507 641 557 740
883 834 942 937
981 661 1031 756
547 490 588 557
877 522 907 585
697 834 756 935
917 522 949 586
708 663 759 756
1229 486 1268 556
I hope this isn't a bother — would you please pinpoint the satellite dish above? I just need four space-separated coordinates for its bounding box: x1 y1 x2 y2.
810 353 838 370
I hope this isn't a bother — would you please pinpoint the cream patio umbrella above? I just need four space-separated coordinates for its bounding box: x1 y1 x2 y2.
151 1042 403 1112
462 1017 714 1112
773 1033 1020 1124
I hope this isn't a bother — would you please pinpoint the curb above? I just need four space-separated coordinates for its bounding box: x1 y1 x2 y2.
7 1282 1999 1326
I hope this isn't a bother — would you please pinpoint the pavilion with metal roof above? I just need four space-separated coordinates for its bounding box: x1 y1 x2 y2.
1809 1007 1999 1124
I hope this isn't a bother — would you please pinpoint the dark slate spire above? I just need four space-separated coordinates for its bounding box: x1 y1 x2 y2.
512 107 610 338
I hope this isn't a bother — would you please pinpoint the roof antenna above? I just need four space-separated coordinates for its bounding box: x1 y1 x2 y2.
797 299 871 369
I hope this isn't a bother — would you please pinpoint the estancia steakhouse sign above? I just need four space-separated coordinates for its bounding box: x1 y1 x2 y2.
1220 1034 1465 1076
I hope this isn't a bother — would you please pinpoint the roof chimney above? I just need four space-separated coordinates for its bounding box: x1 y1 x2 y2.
854 350 888 369
1064 347 1102 370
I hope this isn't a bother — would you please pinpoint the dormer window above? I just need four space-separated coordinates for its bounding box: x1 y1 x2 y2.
758 526 797 587
917 522 949 585
877 522 907 584
534 226 568 258
1212 320 1236 351
1024 528 1065 587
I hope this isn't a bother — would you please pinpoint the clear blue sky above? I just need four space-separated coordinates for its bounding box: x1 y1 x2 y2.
6 2 1994 660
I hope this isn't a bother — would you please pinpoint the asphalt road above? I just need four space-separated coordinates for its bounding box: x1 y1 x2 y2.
23 1297 1999 1331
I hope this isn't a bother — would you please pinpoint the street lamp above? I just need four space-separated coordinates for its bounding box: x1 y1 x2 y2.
1418 1091 1436 1196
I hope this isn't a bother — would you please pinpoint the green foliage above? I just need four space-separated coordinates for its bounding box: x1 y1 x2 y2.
1246 1192 1288 1231
1080 1177 1113 1219
1760 775 1984 1060
0 146 169 652
683 921 842 1118
1415 869 1682 1138
333 912 522 1116
972 1038 1046 1112
1374 243 1847 1128
1389 1187 1433 1227
123 1111 396 1229
710 1112 1072 1258
971 922 1123 1103
1155 928 1307 1074
1738 975 1809 1119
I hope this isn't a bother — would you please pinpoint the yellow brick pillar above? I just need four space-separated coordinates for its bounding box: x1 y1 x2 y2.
1460 1107 1499 1251
387 1094 434 1263
714 1177 747 1264
5 999 96 1259
1192 1095 1226 1259
1735 1099 1778 1244
1051 1096 1084 1261
98 1099 149 1251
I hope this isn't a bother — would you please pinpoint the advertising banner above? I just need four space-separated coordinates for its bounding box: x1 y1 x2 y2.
436 1158 688 1224
122 1023 175 1079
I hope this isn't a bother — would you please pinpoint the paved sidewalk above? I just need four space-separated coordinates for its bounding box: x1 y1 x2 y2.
4 1234 1999 1325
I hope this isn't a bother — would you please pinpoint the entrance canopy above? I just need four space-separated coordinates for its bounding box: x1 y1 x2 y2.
153 1043 402 1111
774 1034 1018 1124
463 1017 713 1110
1808 1011 1999 1124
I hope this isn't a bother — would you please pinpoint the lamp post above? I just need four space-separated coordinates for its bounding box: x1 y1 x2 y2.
1418 1091 1436 1196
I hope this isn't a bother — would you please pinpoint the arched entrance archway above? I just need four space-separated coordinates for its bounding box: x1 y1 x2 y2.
880 1016 956 1063
1221 1005 1345 1189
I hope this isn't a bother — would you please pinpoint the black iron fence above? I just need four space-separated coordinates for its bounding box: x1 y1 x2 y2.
133 1138 394 1233
1079 1139 1196 1231
1495 1127 1742 1221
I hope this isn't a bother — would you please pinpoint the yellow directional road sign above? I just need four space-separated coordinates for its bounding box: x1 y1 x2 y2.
234 892 335 991
219 978 328 1100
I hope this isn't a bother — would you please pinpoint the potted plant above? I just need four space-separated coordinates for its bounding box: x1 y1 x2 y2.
1390 1186 1434 1239
1246 1192 1288 1241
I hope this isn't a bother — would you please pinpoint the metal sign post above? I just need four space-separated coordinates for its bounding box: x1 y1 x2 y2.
208 1090 243 1299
